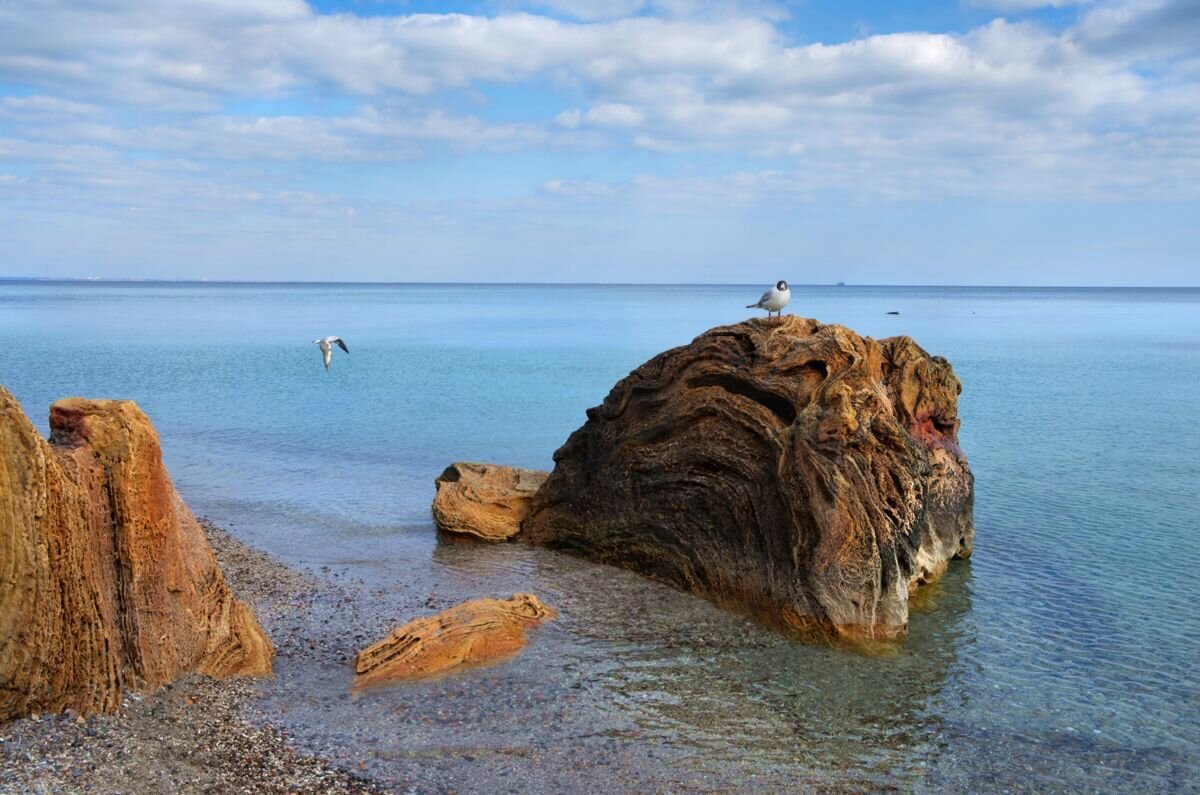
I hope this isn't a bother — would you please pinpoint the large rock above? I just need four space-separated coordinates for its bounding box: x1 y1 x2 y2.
521 317 974 643
432 462 548 542
0 388 274 723
352 594 555 689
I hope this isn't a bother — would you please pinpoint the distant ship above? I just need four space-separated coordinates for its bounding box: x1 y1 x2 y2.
835 280 846 286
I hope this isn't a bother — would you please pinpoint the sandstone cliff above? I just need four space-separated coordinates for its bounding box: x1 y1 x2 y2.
0 388 273 723
521 317 974 643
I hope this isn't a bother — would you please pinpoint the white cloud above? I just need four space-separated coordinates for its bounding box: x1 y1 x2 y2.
584 103 645 127
556 102 645 128
964 0 1087 11
3 102 551 163
514 0 651 21
0 95 104 118
500 0 789 22
0 0 1197 279
1072 0 1200 58
554 108 583 128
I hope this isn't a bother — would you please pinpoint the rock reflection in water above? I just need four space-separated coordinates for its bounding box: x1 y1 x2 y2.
258 535 974 792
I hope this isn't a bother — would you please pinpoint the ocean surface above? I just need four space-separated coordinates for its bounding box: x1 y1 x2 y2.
2 281 1198 792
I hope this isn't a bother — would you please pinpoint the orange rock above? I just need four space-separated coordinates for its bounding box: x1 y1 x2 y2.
0 388 273 723
432 462 548 541
353 594 555 688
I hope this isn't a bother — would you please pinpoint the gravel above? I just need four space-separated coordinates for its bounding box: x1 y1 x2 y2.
0 520 393 795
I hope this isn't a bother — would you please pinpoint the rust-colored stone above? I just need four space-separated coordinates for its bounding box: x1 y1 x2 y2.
352 594 555 688
521 317 974 643
0 388 273 723
432 462 548 542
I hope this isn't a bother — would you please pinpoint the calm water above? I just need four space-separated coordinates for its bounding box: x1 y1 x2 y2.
2 282 1198 792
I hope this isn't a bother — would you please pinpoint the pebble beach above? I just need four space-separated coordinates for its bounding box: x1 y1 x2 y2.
0 521 387 795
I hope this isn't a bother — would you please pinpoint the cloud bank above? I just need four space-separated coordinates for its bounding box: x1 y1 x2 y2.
0 0 1196 282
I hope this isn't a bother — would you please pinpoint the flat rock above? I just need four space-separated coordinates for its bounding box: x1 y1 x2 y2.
432 462 548 541
521 317 974 643
352 594 555 688
0 388 274 722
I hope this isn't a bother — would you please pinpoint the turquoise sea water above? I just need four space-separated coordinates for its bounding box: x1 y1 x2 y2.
2 282 1198 792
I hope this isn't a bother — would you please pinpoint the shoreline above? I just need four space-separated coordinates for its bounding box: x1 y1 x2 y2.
0 520 387 795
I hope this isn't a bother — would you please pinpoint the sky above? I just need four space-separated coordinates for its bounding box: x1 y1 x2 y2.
0 0 1197 285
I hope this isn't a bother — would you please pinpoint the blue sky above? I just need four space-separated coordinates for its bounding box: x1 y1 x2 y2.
0 0 1197 284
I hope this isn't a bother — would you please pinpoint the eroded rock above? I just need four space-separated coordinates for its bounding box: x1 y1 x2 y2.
881 336 975 589
352 594 555 688
432 462 548 542
0 388 274 723
521 317 974 643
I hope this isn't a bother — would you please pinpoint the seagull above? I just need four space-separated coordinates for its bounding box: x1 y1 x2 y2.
747 280 791 317
313 336 349 370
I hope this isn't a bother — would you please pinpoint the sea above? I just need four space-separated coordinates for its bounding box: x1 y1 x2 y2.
2 281 1197 792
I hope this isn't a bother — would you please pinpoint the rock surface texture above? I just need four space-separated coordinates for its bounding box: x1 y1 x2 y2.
353 594 555 688
0 388 274 723
522 317 974 643
432 462 548 542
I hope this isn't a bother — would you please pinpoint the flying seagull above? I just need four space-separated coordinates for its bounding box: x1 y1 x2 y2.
747 280 791 317
313 336 349 370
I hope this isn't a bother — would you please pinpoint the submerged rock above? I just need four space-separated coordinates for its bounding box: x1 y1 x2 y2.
432 462 548 542
0 388 274 723
352 594 555 688
521 317 974 643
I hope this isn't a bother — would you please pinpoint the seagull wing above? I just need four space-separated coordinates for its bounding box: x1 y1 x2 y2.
334 338 349 354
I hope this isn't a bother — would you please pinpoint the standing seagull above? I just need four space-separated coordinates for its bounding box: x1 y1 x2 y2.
747 280 791 317
313 336 349 370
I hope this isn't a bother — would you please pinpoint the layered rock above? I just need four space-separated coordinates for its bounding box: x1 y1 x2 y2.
881 336 975 589
521 317 974 643
353 594 555 688
432 463 548 542
0 388 273 723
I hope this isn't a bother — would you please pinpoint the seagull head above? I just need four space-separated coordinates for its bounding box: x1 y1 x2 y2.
776 280 788 291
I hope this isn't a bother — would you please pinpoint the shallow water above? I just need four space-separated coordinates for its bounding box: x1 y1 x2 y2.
3 282 1198 791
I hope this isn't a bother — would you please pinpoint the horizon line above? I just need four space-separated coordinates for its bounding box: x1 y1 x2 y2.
1 276 1198 289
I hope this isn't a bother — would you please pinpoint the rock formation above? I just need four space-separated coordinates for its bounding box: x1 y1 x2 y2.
881 335 975 591
521 317 974 643
0 388 274 723
432 462 548 542
353 594 555 689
